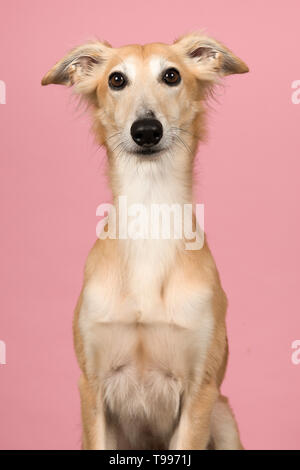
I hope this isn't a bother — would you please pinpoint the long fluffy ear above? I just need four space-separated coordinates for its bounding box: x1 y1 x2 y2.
41 40 111 89
173 32 249 81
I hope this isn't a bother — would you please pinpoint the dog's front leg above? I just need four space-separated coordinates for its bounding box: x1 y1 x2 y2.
79 374 108 450
170 381 219 450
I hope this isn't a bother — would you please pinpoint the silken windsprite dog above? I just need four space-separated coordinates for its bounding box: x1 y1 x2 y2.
42 32 248 450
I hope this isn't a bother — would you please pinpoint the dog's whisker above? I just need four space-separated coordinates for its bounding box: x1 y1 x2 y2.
175 135 193 155
170 125 200 140
106 131 122 142
111 141 127 153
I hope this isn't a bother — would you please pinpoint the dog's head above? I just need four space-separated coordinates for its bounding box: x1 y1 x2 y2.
42 33 248 160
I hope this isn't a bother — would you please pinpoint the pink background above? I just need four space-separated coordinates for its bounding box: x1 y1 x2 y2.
0 0 299 450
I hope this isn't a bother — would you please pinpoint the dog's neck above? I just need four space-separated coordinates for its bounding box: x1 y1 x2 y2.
107 147 195 208
104 146 199 288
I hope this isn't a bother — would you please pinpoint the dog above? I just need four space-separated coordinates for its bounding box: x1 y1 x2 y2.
42 32 248 450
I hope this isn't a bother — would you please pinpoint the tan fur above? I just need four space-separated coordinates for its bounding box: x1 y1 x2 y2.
43 32 248 450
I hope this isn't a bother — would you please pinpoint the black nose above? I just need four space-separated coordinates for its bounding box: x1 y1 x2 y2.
130 119 163 147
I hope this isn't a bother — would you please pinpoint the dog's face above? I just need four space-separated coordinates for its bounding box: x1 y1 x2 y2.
91 43 200 158
42 33 248 160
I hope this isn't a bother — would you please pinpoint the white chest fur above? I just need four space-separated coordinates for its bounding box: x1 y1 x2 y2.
79 241 214 381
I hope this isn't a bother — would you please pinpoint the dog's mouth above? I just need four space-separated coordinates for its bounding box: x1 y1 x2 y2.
135 148 160 155
131 146 167 158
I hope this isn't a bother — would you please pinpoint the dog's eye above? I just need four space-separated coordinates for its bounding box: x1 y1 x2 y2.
162 68 181 86
109 72 127 90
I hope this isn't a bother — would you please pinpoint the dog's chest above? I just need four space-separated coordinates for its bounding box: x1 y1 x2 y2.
79 245 214 437
82 238 212 324
79 243 214 375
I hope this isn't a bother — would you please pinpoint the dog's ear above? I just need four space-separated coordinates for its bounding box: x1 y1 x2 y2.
173 32 249 81
41 40 112 89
